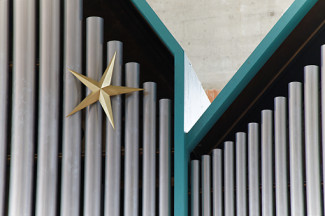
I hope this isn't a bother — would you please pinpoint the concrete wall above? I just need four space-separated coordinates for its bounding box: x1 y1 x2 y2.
147 0 293 90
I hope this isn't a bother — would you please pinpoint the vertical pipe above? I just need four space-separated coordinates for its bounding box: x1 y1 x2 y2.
202 155 211 216
142 82 157 216
304 66 322 215
83 17 103 216
236 132 247 216
261 110 273 216
212 149 222 216
159 99 172 216
288 82 304 216
224 141 234 216
9 0 35 215
104 40 123 216
248 123 260 216
124 62 140 216
320 45 325 214
274 97 288 216
0 0 8 215
36 0 60 215
61 0 82 215
191 160 200 216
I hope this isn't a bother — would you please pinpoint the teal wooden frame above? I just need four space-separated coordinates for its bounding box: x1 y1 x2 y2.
130 0 317 215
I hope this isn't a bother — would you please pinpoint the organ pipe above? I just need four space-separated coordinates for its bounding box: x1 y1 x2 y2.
304 66 322 215
248 123 260 216
202 155 211 216
236 132 247 216
36 0 60 215
61 0 82 215
159 99 172 216
224 141 234 216
9 0 35 215
288 82 304 215
274 97 288 216
142 82 157 216
0 0 8 215
124 62 140 216
261 110 273 216
83 17 103 216
104 40 123 216
212 149 222 216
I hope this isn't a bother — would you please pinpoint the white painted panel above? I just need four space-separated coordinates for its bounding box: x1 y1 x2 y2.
184 54 210 132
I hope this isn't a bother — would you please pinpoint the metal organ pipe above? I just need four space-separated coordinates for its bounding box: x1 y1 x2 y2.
261 110 273 216
224 141 234 216
142 82 157 216
186 47 325 216
212 149 222 216
61 0 82 215
321 45 325 214
191 160 200 216
274 97 288 216
159 99 172 216
9 0 35 215
83 17 103 216
202 155 211 216
288 82 304 215
36 0 60 215
248 123 260 216
0 1 178 215
304 65 322 215
236 132 247 216
124 62 140 216
105 40 123 216
0 0 8 215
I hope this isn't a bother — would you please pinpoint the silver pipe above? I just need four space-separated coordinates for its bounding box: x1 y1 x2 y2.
0 0 8 215
248 123 260 216
142 82 157 216
191 160 200 216
261 110 273 216
236 132 246 216
321 45 325 214
202 155 211 216
9 0 35 215
288 82 304 215
83 17 103 216
224 141 234 216
304 66 322 215
36 0 60 215
104 40 123 216
124 62 140 216
159 99 172 216
212 149 222 216
274 97 288 216
61 0 82 215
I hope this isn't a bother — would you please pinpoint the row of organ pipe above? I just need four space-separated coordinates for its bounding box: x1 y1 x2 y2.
0 0 172 216
190 45 325 216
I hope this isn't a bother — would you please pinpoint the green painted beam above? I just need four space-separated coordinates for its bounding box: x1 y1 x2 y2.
130 0 189 215
186 0 318 154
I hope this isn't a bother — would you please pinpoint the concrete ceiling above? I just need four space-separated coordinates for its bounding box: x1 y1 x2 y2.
147 0 293 90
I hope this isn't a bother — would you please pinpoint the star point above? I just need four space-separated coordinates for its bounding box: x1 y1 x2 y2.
67 53 143 128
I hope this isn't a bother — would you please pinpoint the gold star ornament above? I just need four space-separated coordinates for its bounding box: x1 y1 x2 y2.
67 52 143 128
